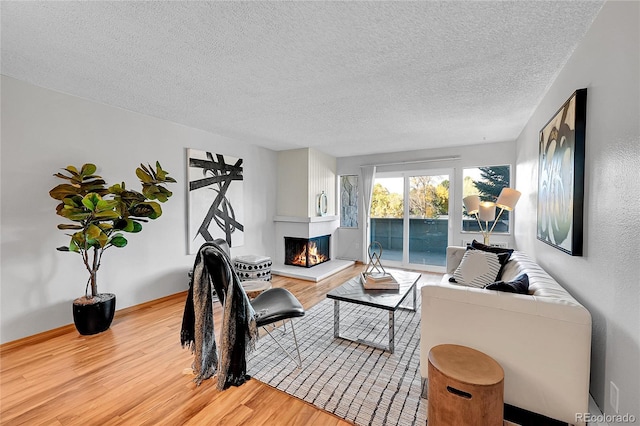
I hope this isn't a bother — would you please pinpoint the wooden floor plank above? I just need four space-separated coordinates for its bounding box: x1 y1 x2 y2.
1 264 437 425
0 265 363 425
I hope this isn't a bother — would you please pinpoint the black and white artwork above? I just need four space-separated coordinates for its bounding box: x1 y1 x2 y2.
537 89 586 256
188 149 244 253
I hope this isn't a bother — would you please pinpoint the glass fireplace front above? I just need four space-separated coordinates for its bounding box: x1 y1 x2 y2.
284 235 331 268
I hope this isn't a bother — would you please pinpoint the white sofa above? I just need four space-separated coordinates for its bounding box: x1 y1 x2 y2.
420 246 592 425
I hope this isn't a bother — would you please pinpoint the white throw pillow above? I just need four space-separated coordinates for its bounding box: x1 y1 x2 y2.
452 250 502 288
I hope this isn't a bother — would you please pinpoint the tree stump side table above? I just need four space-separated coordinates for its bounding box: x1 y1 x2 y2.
427 344 504 425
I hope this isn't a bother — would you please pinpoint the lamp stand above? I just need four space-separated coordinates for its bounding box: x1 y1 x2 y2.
473 213 492 245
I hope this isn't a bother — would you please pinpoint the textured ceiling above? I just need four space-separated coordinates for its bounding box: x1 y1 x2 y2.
1 1 604 157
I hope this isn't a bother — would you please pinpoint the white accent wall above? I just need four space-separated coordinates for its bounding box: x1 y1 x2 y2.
276 147 336 218
513 1 639 418
274 148 338 265
0 76 278 343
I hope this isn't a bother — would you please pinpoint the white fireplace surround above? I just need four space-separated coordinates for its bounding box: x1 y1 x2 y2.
272 215 354 281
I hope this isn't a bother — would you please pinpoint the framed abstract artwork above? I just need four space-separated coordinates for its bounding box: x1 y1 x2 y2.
339 175 359 228
187 149 244 254
537 89 587 256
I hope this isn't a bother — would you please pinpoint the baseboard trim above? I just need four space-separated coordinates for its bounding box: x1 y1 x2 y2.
0 290 188 351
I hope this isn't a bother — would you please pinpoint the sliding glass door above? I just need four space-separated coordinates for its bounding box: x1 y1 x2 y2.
370 170 451 270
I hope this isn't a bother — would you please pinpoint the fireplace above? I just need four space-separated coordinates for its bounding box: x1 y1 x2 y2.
285 235 330 268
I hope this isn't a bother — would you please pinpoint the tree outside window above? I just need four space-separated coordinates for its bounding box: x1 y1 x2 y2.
370 176 449 219
463 165 511 233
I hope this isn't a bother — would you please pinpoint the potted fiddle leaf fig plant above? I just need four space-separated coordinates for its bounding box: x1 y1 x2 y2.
49 162 176 335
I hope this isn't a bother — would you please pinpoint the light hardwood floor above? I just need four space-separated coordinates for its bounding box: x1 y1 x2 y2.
0 265 439 425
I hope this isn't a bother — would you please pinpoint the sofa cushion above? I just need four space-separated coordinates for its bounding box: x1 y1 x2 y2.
452 250 503 288
470 239 514 256
484 273 529 294
469 240 514 280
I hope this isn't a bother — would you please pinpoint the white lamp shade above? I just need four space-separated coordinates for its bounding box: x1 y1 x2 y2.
463 195 480 215
496 188 521 211
478 201 496 222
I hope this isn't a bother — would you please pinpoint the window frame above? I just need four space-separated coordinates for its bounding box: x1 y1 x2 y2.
461 164 514 236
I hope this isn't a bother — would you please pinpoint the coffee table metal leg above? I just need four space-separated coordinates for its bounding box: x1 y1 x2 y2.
399 282 418 312
412 282 417 311
333 300 394 353
334 300 340 338
389 311 395 354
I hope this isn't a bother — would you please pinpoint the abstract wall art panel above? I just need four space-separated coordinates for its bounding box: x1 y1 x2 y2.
537 89 587 256
340 175 359 228
188 149 244 253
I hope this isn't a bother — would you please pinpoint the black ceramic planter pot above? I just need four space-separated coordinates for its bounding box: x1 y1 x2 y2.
72 293 116 335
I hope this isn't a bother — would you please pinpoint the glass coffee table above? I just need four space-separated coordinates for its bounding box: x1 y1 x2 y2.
326 270 421 353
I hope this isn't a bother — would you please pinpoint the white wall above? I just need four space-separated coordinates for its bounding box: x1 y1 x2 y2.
336 141 517 264
276 149 308 217
308 148 336 217
513 1 639 418
0 76 278 343
276 148 337 218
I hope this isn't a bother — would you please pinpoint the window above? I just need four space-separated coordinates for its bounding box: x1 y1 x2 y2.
462 165 512 234
370 171 451 268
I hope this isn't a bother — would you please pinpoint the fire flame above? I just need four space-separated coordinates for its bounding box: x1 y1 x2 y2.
291 241 327 267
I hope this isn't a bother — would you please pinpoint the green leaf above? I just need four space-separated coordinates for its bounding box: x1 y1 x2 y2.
96 199 118 212
155 161 167 180
82 196 96 211
136 167 153 183
86 224 102 240
80 163 97 176
89 193 102 205
131 221 143 233
69 239 80 252
115 219 143 232
66 195 84 206
53 172 74 181
94 210 120 219
97 222 113 231
108 183 124 195
57 224 83 230
140 163 153 178
95 231 109 248
110 235 128 248
65 165 79 175
121 219 135 232
60 211 91 221
154 192 168 203
129 202 162 219
49 184 80 200
81 181 108 192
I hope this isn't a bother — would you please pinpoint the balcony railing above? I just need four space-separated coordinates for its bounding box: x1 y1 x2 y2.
370 217 509 267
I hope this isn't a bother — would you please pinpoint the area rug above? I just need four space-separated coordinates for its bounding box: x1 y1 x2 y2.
248 293 426 426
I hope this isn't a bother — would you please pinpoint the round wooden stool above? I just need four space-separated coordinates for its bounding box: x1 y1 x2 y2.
427 344 504 425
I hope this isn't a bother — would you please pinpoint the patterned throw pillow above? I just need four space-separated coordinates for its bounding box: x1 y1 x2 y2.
469 240 514 280
452 250 503 288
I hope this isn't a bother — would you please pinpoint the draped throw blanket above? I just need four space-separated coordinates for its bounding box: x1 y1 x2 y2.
181 242 258 389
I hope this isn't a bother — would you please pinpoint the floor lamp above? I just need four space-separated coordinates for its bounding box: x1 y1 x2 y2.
463 188 521 245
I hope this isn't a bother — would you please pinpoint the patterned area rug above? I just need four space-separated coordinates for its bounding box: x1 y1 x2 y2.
248 291 426 426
